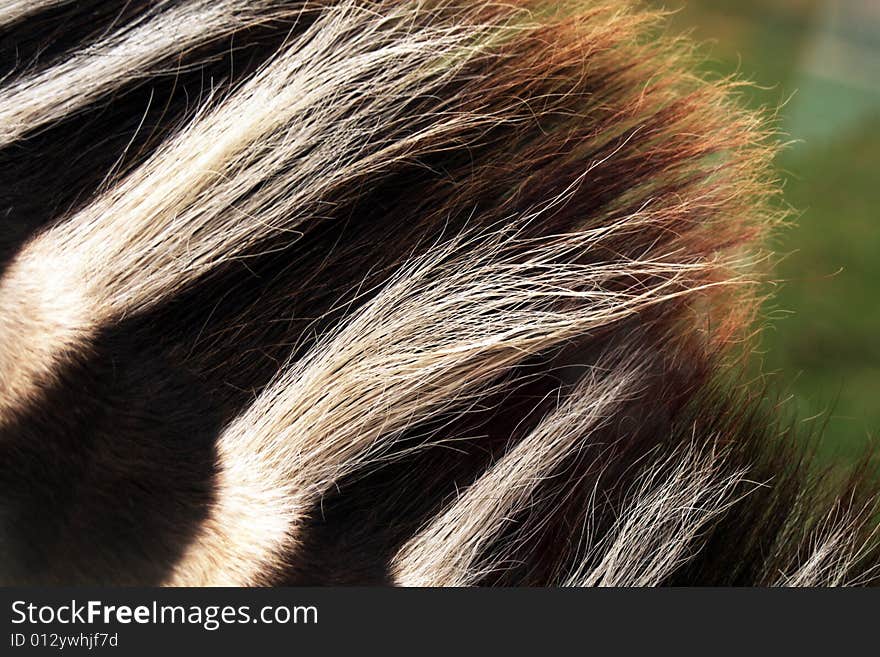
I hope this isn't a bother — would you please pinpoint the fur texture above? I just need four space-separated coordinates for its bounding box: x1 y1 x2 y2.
0 0 877 586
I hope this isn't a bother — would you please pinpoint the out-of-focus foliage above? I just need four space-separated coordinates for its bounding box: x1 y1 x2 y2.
662 0 880 463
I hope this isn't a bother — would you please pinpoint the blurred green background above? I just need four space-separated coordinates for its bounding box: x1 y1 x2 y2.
660 0 879 463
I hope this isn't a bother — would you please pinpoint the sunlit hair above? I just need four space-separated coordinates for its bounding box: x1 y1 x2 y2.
0 0 876 586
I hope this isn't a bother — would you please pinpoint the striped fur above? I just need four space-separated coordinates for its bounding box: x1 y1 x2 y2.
0 0 876 586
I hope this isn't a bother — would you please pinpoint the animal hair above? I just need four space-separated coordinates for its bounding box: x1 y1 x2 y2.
0 0 70 29
0 1 318 147
0 0 877 586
